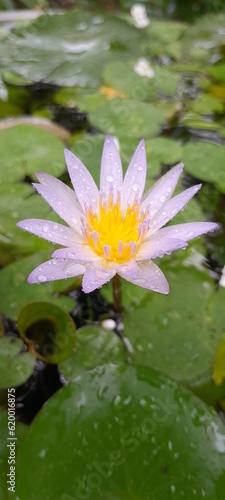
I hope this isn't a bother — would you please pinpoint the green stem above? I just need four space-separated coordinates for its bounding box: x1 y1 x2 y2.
112 274 122 314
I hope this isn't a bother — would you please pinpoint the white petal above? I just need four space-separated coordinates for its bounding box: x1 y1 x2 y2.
121 139 146 209
64 149 99 210
136 237 187 260
117 260 139 280
52 245 98 261
27 259 86 283
148 184 202 234
141 163 184 217
121 260 169 294
157 222 219 241
17 219 82 247
82 263 116 293
100 136 123 201
34 173 83 233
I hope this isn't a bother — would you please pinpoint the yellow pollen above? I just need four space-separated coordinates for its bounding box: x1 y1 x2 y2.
83 194 148 263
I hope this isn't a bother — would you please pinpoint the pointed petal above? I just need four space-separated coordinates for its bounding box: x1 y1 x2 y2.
157 222 219 241
64 149 99 210
82 263 116 293
121 139 146 209
141 163 184 217
17 219 82 247
34 173 83 233
52 245 98 261
148 184 202 234
136 237 187 260
121 260 169 294
100 136 123 201
27 259 86 283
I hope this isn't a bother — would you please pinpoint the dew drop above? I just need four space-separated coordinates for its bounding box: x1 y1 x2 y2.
42 224 49 233
137 164 143 171
160 196 166 203
37 274 47 282
188 230 195 237
132 183 140 192
106 174 114 182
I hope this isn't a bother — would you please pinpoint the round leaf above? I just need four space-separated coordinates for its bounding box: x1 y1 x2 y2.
0 337 35 388
15 364 225 500
18 301 76 364
88 98 166 138
183 141 225 193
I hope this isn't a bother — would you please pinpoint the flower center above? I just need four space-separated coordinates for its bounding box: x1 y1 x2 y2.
82 193 149 263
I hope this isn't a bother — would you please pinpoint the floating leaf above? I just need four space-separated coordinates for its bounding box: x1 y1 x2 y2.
123 264 225 385
213 333 225 386
0 336 35 389
0 124 65 183
18 301 76 364
60 325 125 381
0 10 144 87
183 141 225 193
15 364 225 500
88 98 166 138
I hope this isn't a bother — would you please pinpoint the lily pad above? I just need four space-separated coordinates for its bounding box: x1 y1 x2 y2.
183 141 225 193
0 336 35 388
88 98 166 138
18 301 76 364
15 364 225 500
0 252 75 320
123 264 225 384
0 124 65 183
0 10 144 87
60 325 125 381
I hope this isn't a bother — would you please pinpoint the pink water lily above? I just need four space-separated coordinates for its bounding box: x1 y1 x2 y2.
17 136 218 294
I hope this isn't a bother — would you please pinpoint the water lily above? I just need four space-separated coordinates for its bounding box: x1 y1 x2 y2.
130 4 150 28
134 57 155 78
17 136 218 294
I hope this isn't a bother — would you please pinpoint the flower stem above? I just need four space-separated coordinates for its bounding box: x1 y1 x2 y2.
112 274 122 314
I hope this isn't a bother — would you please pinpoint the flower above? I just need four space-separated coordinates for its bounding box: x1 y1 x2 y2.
134 58 155 78
130 4 150 29
17 136 218 294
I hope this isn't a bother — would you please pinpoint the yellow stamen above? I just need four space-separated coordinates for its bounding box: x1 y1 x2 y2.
83 194 149 263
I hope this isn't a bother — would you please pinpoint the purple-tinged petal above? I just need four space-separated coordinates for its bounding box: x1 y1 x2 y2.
100 136 123 202
117 260 139 280
148 184 202 235
121 139 146 209
141 163 184 217
136 237 187 260
52 245 98 261
157 222 219 241
64 149 99 211
17 219 82 247
121 260 169 294
34 172 83 232
27 259 86 283
82 264 116 293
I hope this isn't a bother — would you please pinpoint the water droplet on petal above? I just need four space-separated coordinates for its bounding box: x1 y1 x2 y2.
42 224 49 233
37 274 47 282
188 230 195 237
106 175 114 182
137 165 143 171
160 196 166 203
132 183 140 192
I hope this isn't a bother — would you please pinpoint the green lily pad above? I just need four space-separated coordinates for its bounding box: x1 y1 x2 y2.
15 364 225 500
0 10 144 87
123 264 225 384
0 336 35 388
188 94 224 114
147 19 186 44
60 325 125 381
88 98 166 138
0 124 65 183
102 60 178 99
18 301 76 364
0 253 75 320
183 141 225 193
